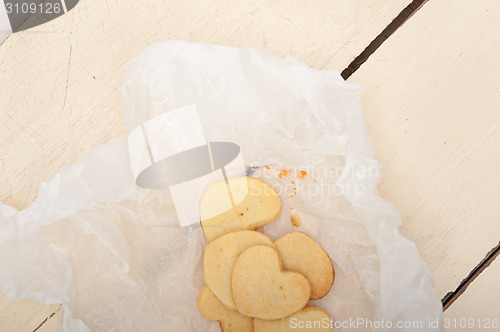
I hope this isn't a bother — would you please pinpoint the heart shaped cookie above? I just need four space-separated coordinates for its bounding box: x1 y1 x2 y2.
231 245 310 320
198 285 253 332
254 306 331 331
204 230 274 310
275 232 334 300
200 177 281 242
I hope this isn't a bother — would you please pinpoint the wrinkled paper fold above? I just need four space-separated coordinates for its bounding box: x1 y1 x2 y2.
0 41 443 331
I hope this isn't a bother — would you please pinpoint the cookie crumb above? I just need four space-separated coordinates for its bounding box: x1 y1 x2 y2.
291 214 301 227
278 169 291 178
297 171 308 179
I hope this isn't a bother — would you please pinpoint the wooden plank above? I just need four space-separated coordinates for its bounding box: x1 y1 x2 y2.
349 0 500 300
444 256 500 331
0 290 62 332
0 0 413 330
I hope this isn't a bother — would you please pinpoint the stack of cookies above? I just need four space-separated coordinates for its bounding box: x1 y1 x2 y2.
198 176 335 331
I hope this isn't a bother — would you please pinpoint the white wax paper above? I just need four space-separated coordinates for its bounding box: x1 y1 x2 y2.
0 41 443 331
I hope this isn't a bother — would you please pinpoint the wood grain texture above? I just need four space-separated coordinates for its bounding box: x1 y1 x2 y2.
444 257 500 331
349 0 500 299
0 0 412 330
0 0 411 211
0 291 62 332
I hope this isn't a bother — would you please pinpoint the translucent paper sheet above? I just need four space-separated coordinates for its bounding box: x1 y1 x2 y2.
0 41 443 331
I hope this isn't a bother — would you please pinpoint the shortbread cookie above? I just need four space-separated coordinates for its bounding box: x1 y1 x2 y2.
254 306 331 331
198 285 253 332
231 245 310 320
204 230 274 310
275 232 334 300
200 177 281 241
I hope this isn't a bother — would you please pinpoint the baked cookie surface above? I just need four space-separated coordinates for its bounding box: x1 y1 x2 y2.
204 230 274 310
254 306 331 331
200 177 281 241
198 285 253 332
231 245 311 320
275 231 334 300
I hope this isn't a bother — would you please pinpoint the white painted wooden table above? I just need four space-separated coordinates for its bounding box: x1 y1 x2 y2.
349 0 500 301
1 0 499 330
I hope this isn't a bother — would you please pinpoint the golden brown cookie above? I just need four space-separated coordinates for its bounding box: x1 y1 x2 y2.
198 285 253 332
231 245 310 320
204 230 274 310
200 177 281 242
275 232 334 300
254 306 331 331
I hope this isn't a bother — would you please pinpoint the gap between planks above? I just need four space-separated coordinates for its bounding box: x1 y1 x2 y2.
342 0 429 79
442 242 500 311
32 304 62 332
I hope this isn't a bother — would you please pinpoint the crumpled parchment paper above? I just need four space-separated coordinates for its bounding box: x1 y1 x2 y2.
0 41 443 331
